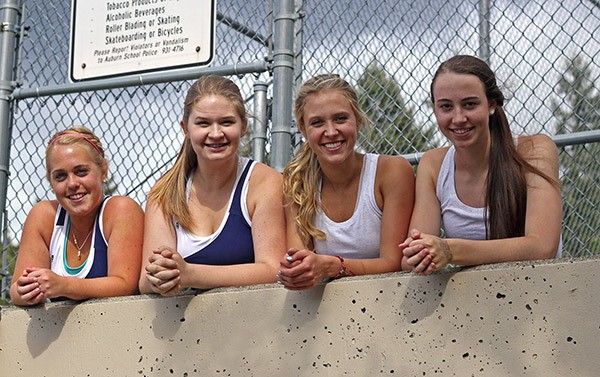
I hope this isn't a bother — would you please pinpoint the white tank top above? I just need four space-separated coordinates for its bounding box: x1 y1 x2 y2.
313 153 382 259
436 146 488 240
436 145 562 258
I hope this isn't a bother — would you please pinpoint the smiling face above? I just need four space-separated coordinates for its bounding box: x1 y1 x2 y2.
432 71 496 150
47 144 107 219
300 89 360 166
181 94 247 164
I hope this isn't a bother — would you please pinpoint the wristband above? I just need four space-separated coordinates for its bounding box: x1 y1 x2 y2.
333 256 354 279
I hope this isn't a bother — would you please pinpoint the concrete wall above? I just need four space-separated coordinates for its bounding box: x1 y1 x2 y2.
1 257 599 376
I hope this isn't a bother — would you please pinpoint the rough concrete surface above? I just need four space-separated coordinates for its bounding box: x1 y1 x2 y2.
1 257 599 376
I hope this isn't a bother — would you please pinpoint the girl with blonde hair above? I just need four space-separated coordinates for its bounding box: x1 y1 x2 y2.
140 75 286 295
11 126 143 305
277 74 415 290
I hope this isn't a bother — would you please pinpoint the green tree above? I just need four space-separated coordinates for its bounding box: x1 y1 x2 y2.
552 55 600 256
1 240 19 306
356 60 436 155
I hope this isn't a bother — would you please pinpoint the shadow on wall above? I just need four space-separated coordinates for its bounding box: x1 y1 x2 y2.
1 257 600 376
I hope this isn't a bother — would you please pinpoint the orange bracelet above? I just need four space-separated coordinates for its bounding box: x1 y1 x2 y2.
333 256 354 279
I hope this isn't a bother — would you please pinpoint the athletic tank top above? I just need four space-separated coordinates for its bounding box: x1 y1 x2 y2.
436 146 562 258
313 153 382 259
175 157 256 265
436 146 488 240
49 196 111 279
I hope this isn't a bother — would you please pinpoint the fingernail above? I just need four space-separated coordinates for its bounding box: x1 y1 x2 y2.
286 255 293 261
276 280 282 285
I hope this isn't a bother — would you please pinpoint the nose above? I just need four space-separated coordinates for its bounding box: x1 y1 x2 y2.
208 123 224 138
67 174 79 189
323 121 338 137
452 108 467 123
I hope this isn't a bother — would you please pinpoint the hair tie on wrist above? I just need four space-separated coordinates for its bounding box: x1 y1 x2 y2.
333 256 354 279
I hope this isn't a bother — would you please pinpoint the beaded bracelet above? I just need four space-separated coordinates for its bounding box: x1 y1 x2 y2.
333 256 355 279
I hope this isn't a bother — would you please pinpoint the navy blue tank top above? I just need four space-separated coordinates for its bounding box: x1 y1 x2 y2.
178 159 255 265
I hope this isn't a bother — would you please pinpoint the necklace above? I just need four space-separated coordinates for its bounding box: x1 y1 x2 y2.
72 226 93 260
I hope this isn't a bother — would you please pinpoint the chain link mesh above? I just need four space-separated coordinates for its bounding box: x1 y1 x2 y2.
2 0 599 301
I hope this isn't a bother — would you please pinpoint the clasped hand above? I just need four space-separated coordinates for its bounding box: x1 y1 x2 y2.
400 229 452 275
15 267 64 305
144 246 184 296
277 248 330 290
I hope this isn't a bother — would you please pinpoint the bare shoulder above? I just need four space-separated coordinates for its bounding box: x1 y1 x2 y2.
517 134 558 160
104 196 143 215
419 147 449 166
26 200 58 224
376 155 415 185
103 197 144 230
415 147 450 177
247 162 284 219
249 162 283 188
21 200 58 245
377 154 413 171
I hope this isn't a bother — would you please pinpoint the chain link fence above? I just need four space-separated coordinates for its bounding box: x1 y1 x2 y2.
1 0 599 302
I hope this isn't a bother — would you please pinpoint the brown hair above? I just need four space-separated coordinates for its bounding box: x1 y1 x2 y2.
283 74 367 245
46 126 108 181
148 75 247 232
431 55 558 239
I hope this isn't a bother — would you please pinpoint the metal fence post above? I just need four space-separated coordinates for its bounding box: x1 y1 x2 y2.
291 0 304 154
0 0 21 301
251 81 268 163
479 0 491 63
269 0 296 172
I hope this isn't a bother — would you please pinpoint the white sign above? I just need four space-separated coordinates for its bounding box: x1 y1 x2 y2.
69 0 215 82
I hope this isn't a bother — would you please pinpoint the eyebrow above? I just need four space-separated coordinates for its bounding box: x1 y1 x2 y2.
193 114 237 121
51 164 91 173
435 95 481 103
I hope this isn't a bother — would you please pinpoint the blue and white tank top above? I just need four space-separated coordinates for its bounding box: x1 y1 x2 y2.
175 157 256 265
49 196 111 279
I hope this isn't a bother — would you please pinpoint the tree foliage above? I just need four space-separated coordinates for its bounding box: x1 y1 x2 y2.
552 55 600 256
0 241 18 305
355 60 436 155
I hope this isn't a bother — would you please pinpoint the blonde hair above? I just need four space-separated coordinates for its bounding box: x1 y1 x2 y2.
283 74 367 246
46 126 108 181
148 75 247 232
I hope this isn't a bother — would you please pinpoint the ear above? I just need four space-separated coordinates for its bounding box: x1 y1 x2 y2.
240 118 248 137
180 120 189 137
488 101 497 116
297 122 307 138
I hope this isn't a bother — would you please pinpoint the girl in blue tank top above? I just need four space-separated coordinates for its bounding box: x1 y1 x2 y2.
140 76 286 296
10 127 143 305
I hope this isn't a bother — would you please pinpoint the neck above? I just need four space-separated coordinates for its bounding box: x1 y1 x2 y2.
194 156 239 192
69 214 96 236
453 144 489 177
320 153 363 190
453 134 491 170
